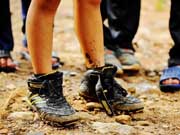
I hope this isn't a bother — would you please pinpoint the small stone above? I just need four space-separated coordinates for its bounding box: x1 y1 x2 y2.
69 72 78 76
137 121 151 126
0 129 8 134
8 111 34 121
146 70 156 77
86 102 103 110
162 124 169 129
6 84 16 90
115 115 132 125
91 122 137 135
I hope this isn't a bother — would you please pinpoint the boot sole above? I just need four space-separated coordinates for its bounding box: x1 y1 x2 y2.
113 102 144 112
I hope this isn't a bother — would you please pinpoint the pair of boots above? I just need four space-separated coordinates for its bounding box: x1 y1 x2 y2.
27 65 143 125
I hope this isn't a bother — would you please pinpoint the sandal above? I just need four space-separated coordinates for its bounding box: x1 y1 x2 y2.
0 50 18 72
160 66 180 92
20 50 63 69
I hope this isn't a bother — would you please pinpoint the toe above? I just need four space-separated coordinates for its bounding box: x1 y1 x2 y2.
0 58 7 67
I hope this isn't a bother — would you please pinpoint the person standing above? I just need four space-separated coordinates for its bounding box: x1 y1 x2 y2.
160 0 180 92
101 0 141 74
26 0 144 124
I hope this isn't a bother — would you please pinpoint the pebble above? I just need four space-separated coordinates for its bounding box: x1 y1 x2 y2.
146 70 157 77
69 72 78 76
86 102 103 110
91 122 136 135
115 115 132 125
0 129 8 134
162 124 169 129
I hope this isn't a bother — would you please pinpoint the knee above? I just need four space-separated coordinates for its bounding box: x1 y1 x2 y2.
33 0 60 14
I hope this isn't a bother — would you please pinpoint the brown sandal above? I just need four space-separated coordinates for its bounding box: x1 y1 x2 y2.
0 50 18 72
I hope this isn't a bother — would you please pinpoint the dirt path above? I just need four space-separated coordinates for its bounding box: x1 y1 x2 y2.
0 0 179 134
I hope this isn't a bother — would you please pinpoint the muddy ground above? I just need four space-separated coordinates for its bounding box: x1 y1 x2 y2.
0 0 180 135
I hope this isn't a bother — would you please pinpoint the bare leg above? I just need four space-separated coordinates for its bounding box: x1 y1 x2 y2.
26 0 60 74
74 0 104 68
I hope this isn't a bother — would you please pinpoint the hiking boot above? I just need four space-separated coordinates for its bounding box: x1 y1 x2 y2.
79 65 144 114
27 71 80 124
115 48 141 71
104 48 123 75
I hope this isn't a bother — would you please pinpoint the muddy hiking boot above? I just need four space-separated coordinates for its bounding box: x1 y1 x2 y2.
79 65 144 115
27 71 80 125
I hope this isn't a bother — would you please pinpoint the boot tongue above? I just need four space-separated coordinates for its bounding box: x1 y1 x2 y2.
101 65 117 77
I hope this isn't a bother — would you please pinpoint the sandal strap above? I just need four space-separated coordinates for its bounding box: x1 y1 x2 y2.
160 66 180 84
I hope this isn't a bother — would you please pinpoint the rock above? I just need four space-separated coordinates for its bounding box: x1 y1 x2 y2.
8 111 34 121
86 102 103 110
115 115 132 125
137 121 151 126
146 70 157 77
69 71 78 76
91 122 137 135
162 124 169 129
0 129 8 134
